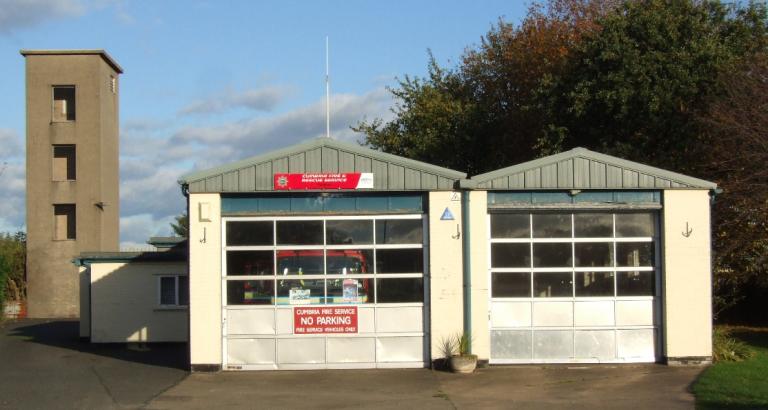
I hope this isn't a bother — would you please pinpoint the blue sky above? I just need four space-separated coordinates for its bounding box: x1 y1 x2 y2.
0 0 527 247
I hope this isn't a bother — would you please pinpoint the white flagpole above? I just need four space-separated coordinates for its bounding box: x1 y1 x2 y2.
325 36 331 139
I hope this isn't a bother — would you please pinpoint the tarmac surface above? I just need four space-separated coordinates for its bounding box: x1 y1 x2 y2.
1 319 704 409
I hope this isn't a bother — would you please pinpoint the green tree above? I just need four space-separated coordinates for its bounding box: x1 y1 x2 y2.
540 0 768 171
0 232 26 316
355 0 615 175
355 0 768 318
170 212 189 238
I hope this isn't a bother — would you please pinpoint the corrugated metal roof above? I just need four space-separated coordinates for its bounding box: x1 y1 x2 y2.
469 147 717 190
179 138 467 193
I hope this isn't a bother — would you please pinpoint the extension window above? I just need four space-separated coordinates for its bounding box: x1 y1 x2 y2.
158 275 189 307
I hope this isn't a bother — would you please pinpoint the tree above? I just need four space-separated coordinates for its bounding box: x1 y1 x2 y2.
696 53 768 319
170 212 188 238
0 231 26 314
355 0 616 175
355 0 768 319
539 0 768 172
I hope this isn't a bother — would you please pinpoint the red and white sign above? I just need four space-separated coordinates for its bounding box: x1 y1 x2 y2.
293 306 358 334
274 173 374 190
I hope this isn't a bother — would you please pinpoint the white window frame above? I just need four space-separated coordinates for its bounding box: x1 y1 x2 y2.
157 274 189 308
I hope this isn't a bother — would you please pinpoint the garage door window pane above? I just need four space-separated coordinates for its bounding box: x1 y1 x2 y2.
532 214 572 238
227 280 274 305
616 243 654 267
277 250 324 275
326 220 373 245
277 279 325 304
327 278 373 304
227 251 274 276
376 278 423 303
491 243 531 268
276 221 323 245
492 272 531 297
376 249 423 274
575 272 614 296
616 213 655 237
376 219 422 244
617 271 654 296
574 243 613 267
534 272 573 297
227 221 273 246
533 243 572 267
574 214 613 237
491 214 529 238
326 249 373 275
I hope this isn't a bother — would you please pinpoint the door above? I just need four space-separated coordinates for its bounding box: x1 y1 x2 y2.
222 215 429 370
488 211 660 363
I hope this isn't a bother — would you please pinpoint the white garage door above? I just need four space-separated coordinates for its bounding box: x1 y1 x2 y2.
221 215 428 370
488 212 660 363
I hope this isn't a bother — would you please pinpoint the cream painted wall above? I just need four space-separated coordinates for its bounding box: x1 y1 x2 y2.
89 262 188 343
467 191 490 360
428 191 464 360
662 190 713 360
189 193 222 366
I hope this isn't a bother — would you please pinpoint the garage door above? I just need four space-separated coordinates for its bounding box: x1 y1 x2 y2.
222 215 428 370
489 212 660 363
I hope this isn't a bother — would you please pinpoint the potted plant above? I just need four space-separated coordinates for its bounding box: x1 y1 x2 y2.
445 332 477 374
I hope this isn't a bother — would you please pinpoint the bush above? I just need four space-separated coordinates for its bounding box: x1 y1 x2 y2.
0 254 7 320
713 327 755 362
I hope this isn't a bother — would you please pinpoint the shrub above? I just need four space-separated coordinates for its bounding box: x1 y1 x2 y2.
713 327 755 362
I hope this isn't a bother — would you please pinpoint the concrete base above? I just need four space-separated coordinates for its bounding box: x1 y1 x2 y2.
191 364 221 372
665 356 712 366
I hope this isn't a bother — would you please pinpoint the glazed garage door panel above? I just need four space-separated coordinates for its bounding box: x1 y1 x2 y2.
489 212 660 363
222 216 428 370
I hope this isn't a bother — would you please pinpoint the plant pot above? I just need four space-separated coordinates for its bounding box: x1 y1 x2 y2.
449 354 478 374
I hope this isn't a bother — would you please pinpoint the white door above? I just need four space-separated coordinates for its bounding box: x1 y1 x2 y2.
221 215 428 370
488 212 660 363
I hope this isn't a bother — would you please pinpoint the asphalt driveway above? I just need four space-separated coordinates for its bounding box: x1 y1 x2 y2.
1 319 704 409
148 365 702 410
0 319 188 409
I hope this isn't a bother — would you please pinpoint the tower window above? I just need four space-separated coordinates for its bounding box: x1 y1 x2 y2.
54 204 76 240
52 145 76 181
52 86 76 121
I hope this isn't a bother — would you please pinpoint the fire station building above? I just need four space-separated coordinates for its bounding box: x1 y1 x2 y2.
78 137 715 371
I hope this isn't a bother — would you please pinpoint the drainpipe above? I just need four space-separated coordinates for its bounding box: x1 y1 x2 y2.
461 189 472 351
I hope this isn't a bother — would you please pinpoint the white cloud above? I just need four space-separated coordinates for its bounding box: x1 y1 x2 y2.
0 0 86 33
119 213 177 249
0 161 26 233
172 88 393 168
179 85 293 116
0 128 22 157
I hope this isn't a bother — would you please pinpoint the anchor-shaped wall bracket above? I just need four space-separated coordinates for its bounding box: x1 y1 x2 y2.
451 224 461 240
682 222 693 238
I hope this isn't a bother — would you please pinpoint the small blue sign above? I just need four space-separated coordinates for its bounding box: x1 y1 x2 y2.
440 207 455 221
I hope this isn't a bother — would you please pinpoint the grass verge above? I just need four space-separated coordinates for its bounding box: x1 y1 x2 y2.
693 327 768 409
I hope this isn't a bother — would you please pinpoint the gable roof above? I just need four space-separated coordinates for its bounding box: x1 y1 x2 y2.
179 138 466 193
470 147 717 190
